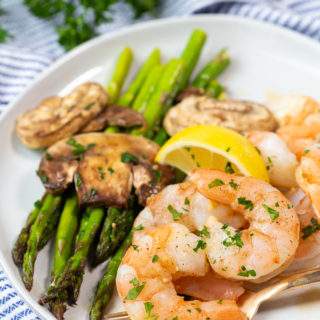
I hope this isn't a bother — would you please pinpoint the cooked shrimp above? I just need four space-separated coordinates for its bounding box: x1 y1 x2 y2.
246 131 298 188
133 182 246 243
296 143 320 220
174 269 245 301
284 195 320 274
271 95 320 159
116 223 246 320
189 169 300 283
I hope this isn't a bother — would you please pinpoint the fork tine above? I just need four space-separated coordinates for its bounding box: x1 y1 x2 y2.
104 311 130 319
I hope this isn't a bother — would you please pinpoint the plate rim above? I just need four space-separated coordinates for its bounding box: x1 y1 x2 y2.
1 13 320 320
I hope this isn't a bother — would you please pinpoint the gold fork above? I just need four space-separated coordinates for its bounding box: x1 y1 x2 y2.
104 268 320 320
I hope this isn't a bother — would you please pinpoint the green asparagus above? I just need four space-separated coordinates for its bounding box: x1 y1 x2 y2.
105 47 133 133
118 48 161 107
136 58 186 138
153 127 169 146
179 29 207 89
48 192 80 319
106 47 133 104
95 205 136 266
22 194 63 291
90 232 133 320
12 194 46 267
206 79 224 98
192 49 230 89
40 207 105 305
132 64 164 113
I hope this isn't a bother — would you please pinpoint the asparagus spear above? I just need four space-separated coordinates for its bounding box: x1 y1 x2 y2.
153 127 169 146
106 47 133 103
49 192 80 319
135 58 186 138
105 47 133 133
118 48 161 107
40 207 105 305
206 80 224 98
90 231 133 320
132 64 164 113
192 49 230 89
22 194 63 291
12 194 47 267
95 205 136 266
179 29 207 89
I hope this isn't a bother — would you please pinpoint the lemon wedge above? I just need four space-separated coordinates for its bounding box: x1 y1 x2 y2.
156 125 269 182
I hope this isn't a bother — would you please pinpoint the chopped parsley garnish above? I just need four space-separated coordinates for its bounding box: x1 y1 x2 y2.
267 156 272 163
185 147 191 152
90 188 97 196
208 179 225 188
107 167 114 174
144 302 157 320
212 259 216 264
168 205 183 221
34 200 42 210
302 218 320 239
196 162 200 168
172 317 178 320
238 197 254 211
132 244 139 251
226 147 231 152
229 179 239 190
304 149 310 154
217 299 223 304
237 265 256 277
262 204 279 221
255 146 261 154
75 173 82 187
67 137 95 159
225 161 235 174
142 154 147 159
196 225 211 239
193 240 206 252
36 170 47 183
266 165 270 171
125 278 146 300
195 307 201 313
84 102 94 110
275 202 279 207
97 167 105 180
121 152 138 164
191 154 195 160
184 197 190 205
152 255 159 263
132 224 144 232
152 170 162 182
221 224 244 248
45 152 53 161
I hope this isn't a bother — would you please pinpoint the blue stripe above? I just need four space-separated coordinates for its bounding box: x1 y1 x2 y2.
0 71 34 80
0 62 42 73
0 54 50 67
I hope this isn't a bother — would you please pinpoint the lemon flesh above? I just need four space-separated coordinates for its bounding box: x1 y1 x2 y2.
156 125 269 182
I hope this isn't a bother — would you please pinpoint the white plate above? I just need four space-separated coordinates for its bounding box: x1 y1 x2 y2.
1 15 320 320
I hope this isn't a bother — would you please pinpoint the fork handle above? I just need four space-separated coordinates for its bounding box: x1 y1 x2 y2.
242 268 320 320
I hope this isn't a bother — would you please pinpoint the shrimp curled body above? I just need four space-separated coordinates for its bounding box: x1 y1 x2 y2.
190 169 300 282
116 223 246 320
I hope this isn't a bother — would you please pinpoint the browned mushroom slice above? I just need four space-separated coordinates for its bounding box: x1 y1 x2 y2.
16 82 108 149
163 95 277 136
38 133 175 207
80 104 147 133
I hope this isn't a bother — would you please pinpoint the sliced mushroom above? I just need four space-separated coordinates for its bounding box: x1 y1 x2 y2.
163 95 277 136
16 83 108 149
38 133 175 208
80 104 146 133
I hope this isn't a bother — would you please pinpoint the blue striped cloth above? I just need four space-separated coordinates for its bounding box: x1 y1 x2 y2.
0 0 319 319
